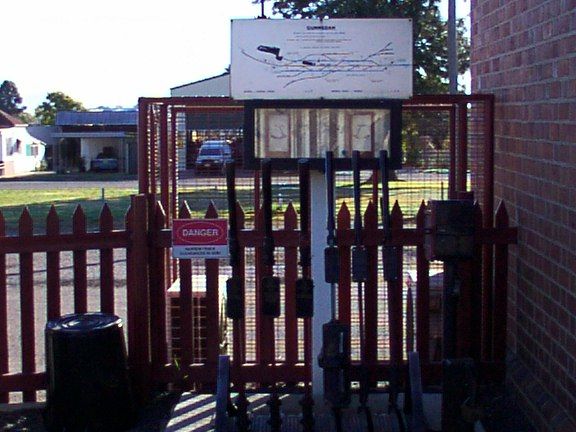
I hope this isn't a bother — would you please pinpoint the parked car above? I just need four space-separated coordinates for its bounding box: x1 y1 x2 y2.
91 147 119 172
195 140 232 174
91 156 118 172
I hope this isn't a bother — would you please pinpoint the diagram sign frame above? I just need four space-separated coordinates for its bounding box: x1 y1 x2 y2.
172 219 229 259
243 98 403 170
231 18 413 100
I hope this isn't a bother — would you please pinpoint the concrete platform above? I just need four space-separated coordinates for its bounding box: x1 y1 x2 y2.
166 392 443 431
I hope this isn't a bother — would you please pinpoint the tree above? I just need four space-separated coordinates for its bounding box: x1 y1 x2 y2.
0 80 26 115
272 0 470 94
18 112 36 124
35 92 85 125
272 1 470 166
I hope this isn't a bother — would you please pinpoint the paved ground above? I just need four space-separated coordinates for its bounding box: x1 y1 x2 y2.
166 392 443 432
0 391 180 431
0 172 138 189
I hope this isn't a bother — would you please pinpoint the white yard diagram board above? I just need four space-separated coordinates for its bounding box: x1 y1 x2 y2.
231 18 413 100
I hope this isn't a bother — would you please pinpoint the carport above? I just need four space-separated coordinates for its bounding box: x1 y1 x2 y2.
53 110 138 174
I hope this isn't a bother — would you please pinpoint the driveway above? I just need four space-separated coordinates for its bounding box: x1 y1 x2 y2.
0 172 139 190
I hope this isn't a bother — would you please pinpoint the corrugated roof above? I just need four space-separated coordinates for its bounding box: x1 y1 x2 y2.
52 131 128 138
0 110 25 128
170 72 229 92
55 110 137 126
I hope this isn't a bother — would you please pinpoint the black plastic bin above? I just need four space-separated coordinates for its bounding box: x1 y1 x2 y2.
44 313 136 432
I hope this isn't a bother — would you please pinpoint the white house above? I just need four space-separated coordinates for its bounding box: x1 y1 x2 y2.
0 110 46 176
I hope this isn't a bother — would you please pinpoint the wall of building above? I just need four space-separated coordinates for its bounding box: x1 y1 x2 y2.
0 126 46 175
81 137 123 171
471 0 576 429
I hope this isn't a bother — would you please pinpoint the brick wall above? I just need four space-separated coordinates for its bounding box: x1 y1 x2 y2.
471 0 576 430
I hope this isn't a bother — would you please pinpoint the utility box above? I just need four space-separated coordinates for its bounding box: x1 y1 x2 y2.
167 275 228 362
425 200 476 261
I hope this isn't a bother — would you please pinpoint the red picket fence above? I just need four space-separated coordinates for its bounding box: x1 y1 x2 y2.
0 192 516 403
0 198 149 403
146 194 516 392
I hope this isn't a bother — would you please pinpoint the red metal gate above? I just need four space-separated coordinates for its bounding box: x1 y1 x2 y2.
0 94 517 403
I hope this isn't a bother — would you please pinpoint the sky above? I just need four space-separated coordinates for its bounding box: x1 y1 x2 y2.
3 0 469 113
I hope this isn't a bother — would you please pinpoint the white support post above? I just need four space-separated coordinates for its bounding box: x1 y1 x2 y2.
310 170 330 405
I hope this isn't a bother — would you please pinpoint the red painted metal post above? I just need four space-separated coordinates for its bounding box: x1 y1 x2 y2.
204 203 221 372
19 209 35 402
177 203 194 374
284 204 299 367
483 97 495 226
127 194 151 402
482 98 496 360
254 208 263 371
449 105 457 199
149 108 157 195
138 98 150 194
170 107 178 229
336 203 351 326
253 172 262 376
149 200 168 371
159 105 170 223
231 203 246 385
457 102 468 194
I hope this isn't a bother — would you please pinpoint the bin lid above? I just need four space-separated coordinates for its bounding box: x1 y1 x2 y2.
46 312 122 333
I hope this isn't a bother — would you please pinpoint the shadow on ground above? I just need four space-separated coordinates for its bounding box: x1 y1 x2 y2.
0 391 181 431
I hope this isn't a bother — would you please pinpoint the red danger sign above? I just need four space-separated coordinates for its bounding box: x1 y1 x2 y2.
172 219 229 258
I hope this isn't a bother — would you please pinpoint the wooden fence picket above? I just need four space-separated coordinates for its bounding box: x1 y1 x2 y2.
19 208 35 402
72 205 87 313
99 203 115 314
46 206 61 320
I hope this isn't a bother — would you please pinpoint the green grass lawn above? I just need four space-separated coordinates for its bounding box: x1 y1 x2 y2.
0 177 445 235
0 189 136 235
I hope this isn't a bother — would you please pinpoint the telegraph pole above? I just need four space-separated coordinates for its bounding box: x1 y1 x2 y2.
448 0 458 94
253 0 267 18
